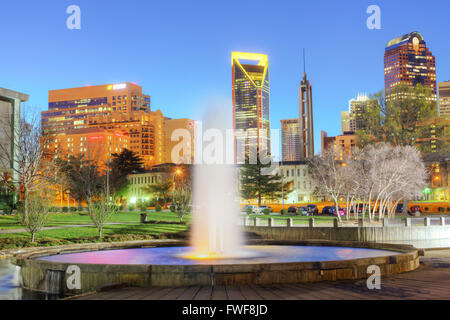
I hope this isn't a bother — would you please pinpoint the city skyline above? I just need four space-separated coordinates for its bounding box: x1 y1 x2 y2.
2 1 450 153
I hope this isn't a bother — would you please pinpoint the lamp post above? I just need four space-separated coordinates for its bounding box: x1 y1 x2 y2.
280 167 284 212
66 190 70 210
172 168 182 206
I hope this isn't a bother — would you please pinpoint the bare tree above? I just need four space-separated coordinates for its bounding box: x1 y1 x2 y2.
0 106 55 217
310 147 347 221
87 196 118 239
18 188 53 242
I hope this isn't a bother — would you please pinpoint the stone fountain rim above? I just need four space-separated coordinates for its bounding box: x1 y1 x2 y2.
13 239 418 267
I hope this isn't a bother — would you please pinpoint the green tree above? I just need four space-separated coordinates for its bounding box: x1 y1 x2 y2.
87 196 119 239
18 190 52 242
240 160 292 207
0 172 17 214
109 149 144 198
143 181 172 209
172 182 191 223
358 84 438 153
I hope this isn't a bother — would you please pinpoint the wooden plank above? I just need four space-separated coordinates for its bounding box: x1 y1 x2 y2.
226 286 245 300
211 286 228 300
176 286 202 300
239 286 263 300
193 286 212 300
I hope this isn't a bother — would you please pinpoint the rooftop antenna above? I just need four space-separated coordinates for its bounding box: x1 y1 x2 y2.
303 48 306 74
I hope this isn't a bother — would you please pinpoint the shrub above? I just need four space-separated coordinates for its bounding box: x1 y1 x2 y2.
246 207 253 215
118 205 124 211
155 205 162 212
62 206 69 213
169 205 176 212
70 207 77 212
128 205 135 211
77 206 84 212
280 209 287 216
262 208 271 215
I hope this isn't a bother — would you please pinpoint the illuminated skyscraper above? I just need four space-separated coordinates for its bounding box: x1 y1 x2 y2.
384 32 437 100
281 119 301 161
232 52 270 163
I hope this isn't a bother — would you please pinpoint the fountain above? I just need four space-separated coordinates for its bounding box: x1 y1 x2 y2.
12 108 420 295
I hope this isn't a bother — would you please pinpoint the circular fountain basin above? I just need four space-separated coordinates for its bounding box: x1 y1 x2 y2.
13 240 420 295
36 245 400 265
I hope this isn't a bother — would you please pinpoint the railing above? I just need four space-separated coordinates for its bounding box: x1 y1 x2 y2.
240 216 450 228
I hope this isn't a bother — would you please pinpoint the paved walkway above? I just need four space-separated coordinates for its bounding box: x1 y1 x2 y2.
0 222 136 234
73 251 450 300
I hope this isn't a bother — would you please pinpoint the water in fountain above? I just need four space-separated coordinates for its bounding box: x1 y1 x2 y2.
188 107 245 259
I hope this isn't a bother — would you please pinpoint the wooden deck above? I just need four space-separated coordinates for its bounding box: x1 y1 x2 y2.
73 263 450 300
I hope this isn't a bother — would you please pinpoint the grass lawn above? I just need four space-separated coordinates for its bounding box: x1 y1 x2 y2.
0 210 190 230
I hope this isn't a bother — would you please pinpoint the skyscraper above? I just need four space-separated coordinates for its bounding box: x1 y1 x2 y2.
281 119 301 161
384 32 437 99
439 81 450 117
232 52 270 163
299 71 314 160
348 93 370 132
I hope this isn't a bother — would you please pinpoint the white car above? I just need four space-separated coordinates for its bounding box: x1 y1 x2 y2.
241 205 258 214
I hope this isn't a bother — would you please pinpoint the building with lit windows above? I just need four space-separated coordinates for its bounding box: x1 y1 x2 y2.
439 81 450 117
321 131 357 160
45 127 130 169
163 118 196 164
279 161 315 203
384 32 437 100
348 94 370 132
281 119 301 162
232 52 270 163
42 83 168 168
42 83 151 134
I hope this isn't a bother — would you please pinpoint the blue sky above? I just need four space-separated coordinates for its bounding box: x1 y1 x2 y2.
1 0 449 154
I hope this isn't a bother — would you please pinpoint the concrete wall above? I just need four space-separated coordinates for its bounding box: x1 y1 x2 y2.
244 225 450 249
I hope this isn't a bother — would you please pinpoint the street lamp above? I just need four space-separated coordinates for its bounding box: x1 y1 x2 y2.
172 168 183 206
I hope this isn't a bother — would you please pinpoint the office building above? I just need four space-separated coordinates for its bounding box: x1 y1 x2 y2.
232 52 270 163
439 81 450 117
384 32 437 100
0 87 29 180
281 119 301 162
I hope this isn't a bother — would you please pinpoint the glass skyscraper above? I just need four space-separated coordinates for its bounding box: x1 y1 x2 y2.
384 31 437 100
232 52 270 163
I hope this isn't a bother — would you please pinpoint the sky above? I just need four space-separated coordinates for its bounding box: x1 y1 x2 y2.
1 0 449 155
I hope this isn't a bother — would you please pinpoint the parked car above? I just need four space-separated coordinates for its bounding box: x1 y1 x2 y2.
396 204 422 216
306 204 319 215
241 205 258 214
408 205 422 216
297 206 310 216
257 206 273 214
322 206 345 216
287 206 297 214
